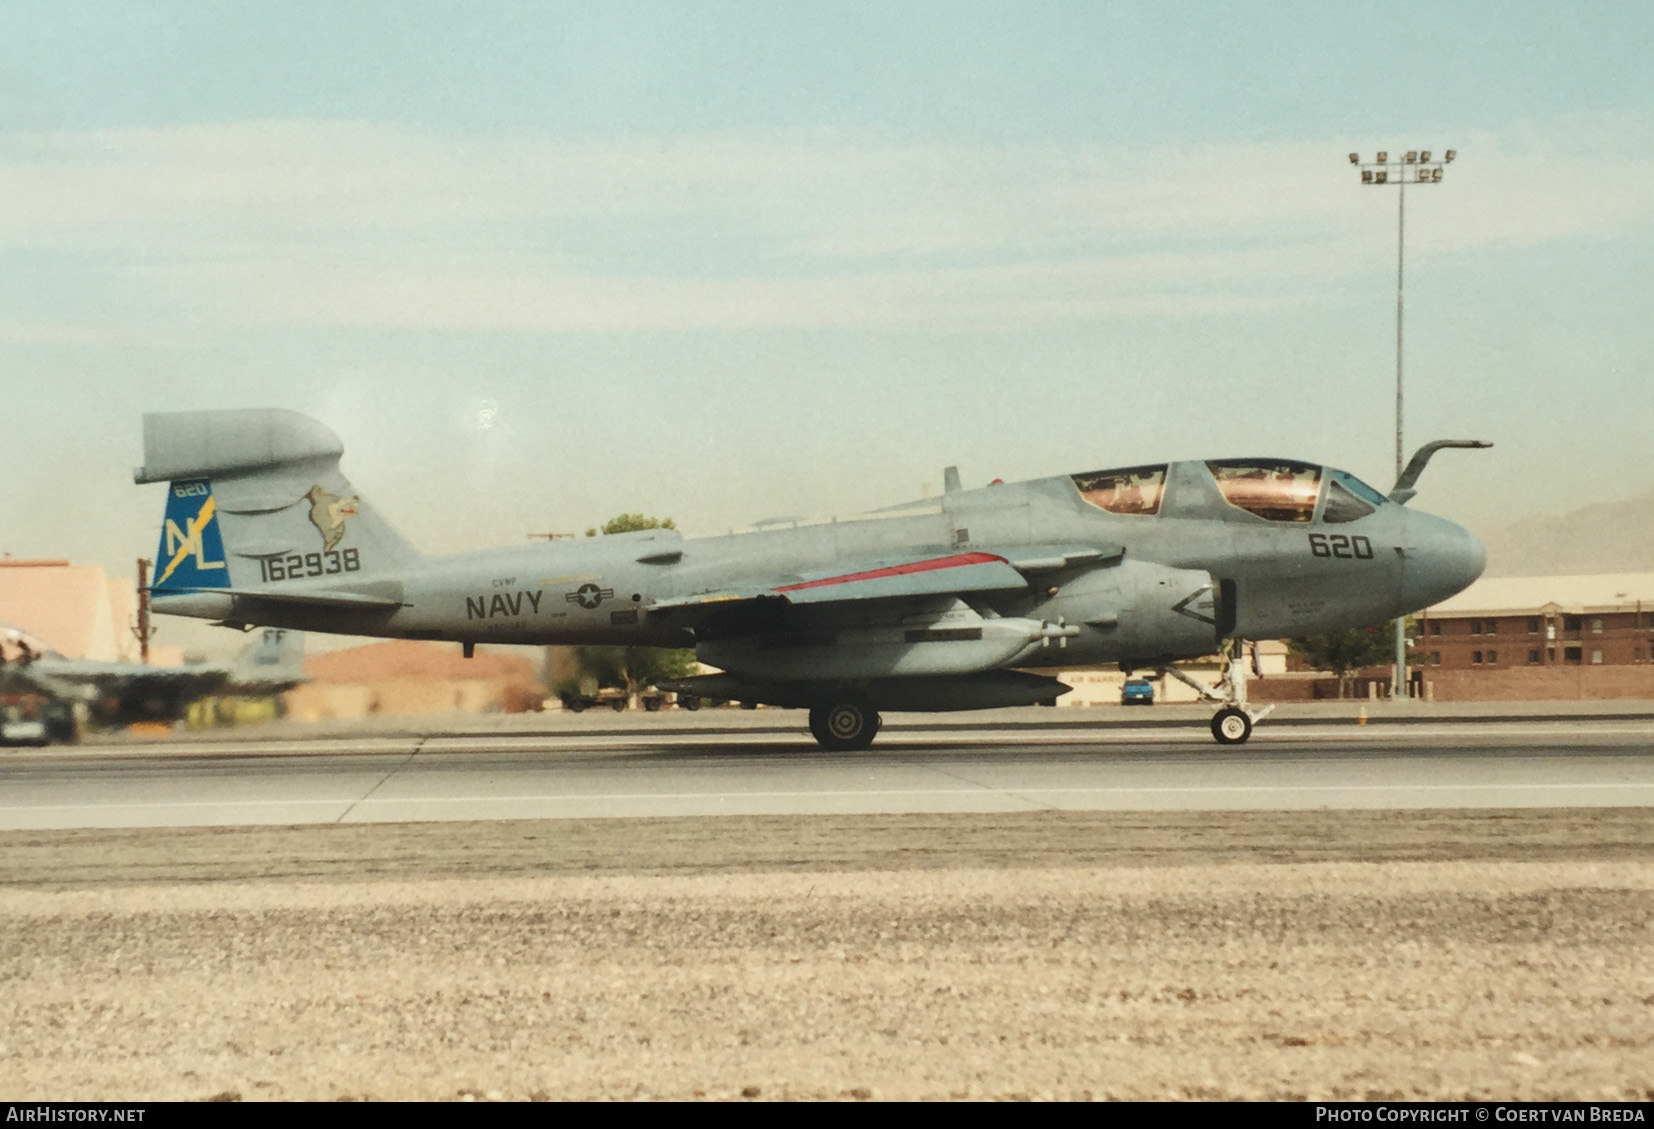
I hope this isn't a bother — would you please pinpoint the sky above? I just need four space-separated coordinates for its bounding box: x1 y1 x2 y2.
2 2 1652 654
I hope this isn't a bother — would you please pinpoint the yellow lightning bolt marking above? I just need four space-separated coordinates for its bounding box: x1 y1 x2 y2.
156 495 219 586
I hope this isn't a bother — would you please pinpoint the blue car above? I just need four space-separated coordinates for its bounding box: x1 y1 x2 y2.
1121 678 1155 706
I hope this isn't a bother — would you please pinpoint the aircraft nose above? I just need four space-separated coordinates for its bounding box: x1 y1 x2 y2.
1401 512 1486 613
1465 527 1488 583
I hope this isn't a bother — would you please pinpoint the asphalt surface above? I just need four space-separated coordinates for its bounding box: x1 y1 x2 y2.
4 709 1653 829
7 708 1652 1101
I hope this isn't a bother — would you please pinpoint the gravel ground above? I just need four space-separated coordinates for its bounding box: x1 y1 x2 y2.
2 810 1652 1102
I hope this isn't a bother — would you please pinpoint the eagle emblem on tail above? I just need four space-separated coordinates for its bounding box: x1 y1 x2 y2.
306 486 359 552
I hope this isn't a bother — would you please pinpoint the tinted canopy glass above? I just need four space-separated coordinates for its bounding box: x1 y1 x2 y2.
1207 459 1322 523
1333 469 1387 505
1321 469 1386 524
1072 465 1167 515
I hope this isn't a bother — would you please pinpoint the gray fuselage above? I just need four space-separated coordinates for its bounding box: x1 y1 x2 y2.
154 457 1484 679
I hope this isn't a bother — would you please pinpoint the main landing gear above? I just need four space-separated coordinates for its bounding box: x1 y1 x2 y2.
808 698 881 751
1157 640 1275 746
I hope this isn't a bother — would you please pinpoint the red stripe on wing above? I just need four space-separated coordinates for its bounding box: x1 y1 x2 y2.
772 551 1007 593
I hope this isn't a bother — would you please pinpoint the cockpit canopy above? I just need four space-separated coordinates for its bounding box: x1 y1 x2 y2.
1070 460 1387 523
1207 459 1321 522
1071 464 1166 516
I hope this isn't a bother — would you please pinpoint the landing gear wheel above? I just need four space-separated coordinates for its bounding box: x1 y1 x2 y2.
808 700 880 751
1211 707 1252 745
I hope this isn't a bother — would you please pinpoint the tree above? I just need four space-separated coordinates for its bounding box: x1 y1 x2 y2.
586 514 676 537
552 514 695 698
1287 622 1396 698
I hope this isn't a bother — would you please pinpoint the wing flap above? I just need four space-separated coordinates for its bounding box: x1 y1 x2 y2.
998 544 1125 574
774 551 1027 604
648 551 1030 626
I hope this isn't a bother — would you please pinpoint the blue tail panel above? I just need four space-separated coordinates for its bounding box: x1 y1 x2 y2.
153 479 232 592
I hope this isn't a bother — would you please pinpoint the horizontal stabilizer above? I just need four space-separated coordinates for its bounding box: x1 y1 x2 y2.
134 410 345 485
154 586 403 609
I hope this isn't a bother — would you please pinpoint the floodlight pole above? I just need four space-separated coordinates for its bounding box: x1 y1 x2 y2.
1349 148 1454 699
1395 179 1405 480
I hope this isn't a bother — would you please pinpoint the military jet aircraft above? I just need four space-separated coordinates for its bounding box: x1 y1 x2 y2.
1 623 305 730
134 409 1487 749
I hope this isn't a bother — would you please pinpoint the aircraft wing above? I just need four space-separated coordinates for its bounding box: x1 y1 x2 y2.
773 550 1032 604
9 630 303 703
651 550 1023 617
15 660 231 702
651 546 1120 624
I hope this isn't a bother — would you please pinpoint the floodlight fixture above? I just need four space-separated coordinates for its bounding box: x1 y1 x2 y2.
1406 151 1418 163
1375 170 1388 184
1349 152 1360 164
1362 169 1374 183
1420 150 1432 162
1376 150 1388 162
1445 149 1456 162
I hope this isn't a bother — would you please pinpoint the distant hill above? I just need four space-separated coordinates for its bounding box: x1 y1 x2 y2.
1477 490 1654 577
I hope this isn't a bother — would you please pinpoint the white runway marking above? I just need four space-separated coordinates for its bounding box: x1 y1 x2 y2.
4 717 1654 829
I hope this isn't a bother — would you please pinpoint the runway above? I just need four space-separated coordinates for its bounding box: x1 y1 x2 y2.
4 714 1654 829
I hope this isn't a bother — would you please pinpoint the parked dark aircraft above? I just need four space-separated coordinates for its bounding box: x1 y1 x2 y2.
1 624 304 729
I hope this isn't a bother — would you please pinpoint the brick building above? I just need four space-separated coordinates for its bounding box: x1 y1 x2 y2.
1419 573 1654 672
284 639 545 721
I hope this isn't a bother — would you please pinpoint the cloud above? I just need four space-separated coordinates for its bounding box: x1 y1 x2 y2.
144 254 1306 333
0 318 159 346
1 117 1650 332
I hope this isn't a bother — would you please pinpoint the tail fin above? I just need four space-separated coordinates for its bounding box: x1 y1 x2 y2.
136 409 420 596
229 627 306 691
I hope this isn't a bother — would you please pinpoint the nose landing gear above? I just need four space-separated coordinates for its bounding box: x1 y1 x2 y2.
1157 640 1274 745
1210 706 1252 745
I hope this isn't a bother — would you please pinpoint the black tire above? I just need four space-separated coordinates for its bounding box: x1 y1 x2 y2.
609 698 627 712
808 700 880 751
679 695 702 711
643 698 661 712
1211 707 1252 745
565 701 586 714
